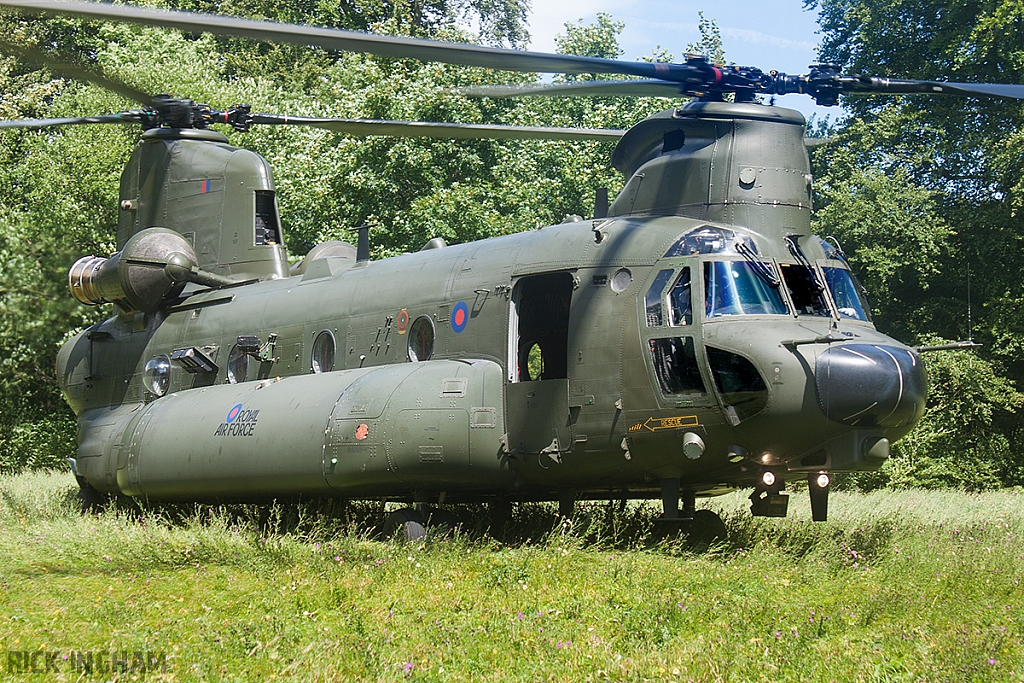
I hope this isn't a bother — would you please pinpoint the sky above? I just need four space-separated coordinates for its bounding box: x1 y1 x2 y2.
525 0 839 123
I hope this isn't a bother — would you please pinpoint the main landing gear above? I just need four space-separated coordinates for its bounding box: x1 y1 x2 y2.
656 478 728 545
381 505 462 541
749 470 831 521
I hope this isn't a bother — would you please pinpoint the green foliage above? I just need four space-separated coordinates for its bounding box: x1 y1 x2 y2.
845 345 1024 491
686 11 726 64
555 12 624 62
810 112 953 339
810 0 1024 487
165 0 531 46
811 0 1024 348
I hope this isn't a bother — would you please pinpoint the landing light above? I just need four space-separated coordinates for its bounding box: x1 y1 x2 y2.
815 473 831 489
761 471 776 487
143 355 171 397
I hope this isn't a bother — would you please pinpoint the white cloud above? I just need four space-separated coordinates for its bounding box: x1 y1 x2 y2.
527 1 640 53
720 27 816 52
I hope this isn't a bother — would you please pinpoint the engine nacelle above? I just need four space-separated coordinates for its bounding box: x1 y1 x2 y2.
68 227 199 313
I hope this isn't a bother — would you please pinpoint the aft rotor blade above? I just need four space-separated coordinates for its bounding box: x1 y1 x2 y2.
248 115 625 140
0 0 706 82
0 113 140 128
840 76 1024 100
0 38 155 106
452 80 688 98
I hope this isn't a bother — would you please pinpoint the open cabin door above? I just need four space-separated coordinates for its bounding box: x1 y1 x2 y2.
505 272 573 458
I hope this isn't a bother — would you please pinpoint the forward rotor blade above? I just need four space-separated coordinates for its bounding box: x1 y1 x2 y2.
0 0 705 82
0 38 155 105
9 0 1020 107
452 80 688 98
839 76 1024 100
0 112 139 128
248 115 625 140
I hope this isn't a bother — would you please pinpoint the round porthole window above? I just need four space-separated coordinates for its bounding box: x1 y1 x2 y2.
311 330 336 373
408 316 435 362
143 355 171 396
226 344 248 384
611 267 632 293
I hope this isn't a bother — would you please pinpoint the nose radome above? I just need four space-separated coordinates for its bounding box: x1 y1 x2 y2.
815 344 927 428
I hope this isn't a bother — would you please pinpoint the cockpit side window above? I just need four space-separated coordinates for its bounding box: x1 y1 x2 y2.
823 266 873 321
645 269 674 327
668 267 691 326
704 261 789 317
780 264 831 316
649 337 706 395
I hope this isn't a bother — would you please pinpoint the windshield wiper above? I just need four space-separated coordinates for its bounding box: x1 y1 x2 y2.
784 235 827 294
734 240 781 288
824 236 850 264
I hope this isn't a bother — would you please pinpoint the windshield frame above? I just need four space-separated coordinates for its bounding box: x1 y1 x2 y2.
820 261 874 323
778 261 837 319
702 258 791 319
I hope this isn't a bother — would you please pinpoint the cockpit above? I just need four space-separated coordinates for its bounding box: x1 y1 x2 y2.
648 226 873 324
641 225 877 421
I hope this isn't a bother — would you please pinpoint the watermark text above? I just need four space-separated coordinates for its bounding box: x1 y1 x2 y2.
6 649 167 675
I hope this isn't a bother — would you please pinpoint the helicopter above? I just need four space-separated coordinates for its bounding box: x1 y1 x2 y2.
2 0 1018 540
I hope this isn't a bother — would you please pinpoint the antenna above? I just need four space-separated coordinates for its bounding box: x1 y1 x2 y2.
593 188 609 219
966 261 972 342
967 261 974 369
356 225 370 262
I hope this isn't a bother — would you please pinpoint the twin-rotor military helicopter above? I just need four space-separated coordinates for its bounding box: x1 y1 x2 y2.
3 0 1017 539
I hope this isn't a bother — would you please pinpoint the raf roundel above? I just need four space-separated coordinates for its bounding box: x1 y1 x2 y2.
226 404 243 423
451 301 469 333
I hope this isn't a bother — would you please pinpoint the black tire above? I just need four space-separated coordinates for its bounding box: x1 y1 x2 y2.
423 509 461 537
686 509 728 546
77 486 108 513
488 499 512 538
382 508 426 541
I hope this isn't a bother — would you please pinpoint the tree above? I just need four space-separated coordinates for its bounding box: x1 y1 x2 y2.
809 0 1024 486
686 11 726 64
0 5 669 471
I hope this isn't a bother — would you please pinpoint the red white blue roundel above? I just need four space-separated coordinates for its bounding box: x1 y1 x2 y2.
226 404 243 423
451 301 469 333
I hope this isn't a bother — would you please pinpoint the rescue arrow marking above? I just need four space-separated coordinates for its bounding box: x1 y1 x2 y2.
627 415 699 432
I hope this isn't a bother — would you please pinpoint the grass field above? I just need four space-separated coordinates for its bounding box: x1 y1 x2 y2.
1 470 1022 682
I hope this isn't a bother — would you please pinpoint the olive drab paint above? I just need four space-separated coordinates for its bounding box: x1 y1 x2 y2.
117 128 289 281
56 102 927 520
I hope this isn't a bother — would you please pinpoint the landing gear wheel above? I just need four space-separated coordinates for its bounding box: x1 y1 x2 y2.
488 499 512 538
382 508 426 541
423 509 461 537
77 485 108 513
685 509 727 547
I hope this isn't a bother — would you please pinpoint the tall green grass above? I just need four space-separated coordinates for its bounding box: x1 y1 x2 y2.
1 470 1022 681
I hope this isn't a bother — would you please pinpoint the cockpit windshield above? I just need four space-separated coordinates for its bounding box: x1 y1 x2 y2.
780 264 831 316
823 267 872 321
665 226 759 256
704 261 789 317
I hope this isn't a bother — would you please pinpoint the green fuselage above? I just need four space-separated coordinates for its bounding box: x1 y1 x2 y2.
57 213 921 502
55 102 927 506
